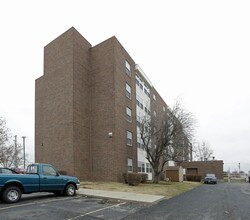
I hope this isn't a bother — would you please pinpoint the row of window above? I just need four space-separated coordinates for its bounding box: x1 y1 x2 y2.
125 60 165 147
125 60 159 106
127 159 152 173
136 95 151 116
138 161 152 173
127 130 150 148
125 62 166 114
125 62 133 147
136 76 150 98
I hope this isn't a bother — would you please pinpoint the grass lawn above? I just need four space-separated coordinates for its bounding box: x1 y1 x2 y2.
80 181 201 199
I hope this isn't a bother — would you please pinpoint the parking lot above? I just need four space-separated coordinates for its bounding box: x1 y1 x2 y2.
2 183 250 219
0 193 145 220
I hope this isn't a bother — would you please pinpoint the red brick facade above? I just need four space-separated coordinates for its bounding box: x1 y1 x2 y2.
179 160 224 180
35 27 190 181
35 28 139 181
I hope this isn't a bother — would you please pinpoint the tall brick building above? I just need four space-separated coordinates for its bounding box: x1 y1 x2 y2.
35 27 188 181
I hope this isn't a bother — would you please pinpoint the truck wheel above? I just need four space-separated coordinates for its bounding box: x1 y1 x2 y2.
64 184 76 196
3 186 21 203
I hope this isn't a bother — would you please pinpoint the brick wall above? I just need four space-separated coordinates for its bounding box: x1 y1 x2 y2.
179 160 224 179
35 27 184 182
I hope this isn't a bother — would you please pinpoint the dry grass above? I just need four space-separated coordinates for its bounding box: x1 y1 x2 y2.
80 181 201 199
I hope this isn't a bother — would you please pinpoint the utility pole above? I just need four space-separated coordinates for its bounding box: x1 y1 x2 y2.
22 136 27 169
239 163 241 173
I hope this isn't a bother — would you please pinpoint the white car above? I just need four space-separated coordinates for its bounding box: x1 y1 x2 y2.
204 173 217 184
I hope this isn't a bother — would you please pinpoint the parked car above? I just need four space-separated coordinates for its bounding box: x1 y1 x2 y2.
204 173 217 184
0 168 18 174
0 163 80 203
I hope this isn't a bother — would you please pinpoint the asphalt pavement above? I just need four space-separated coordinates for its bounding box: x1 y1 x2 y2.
123 182 250 220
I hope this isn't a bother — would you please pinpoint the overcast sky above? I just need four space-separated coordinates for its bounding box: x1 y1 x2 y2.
1 0 250 173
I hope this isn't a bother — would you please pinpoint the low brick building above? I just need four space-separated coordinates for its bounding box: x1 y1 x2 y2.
179 160 224 180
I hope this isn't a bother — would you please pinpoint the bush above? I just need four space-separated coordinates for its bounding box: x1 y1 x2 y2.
185 175 202 182
139 173 148 183
122 172 128 184
127 173 142 186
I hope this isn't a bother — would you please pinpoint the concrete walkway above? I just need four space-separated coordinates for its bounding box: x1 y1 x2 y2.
77 188 165 203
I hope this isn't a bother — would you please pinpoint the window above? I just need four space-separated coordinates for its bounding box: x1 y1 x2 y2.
142 163 145 172
136 95 143 109
26 165 38 174
138 161 142 172
42 165 57 176
154 111 157 117
138 161 146 172
126 107 132 122
137 120 141 128
136 75 141 86
126 83 131 99
153 94 156 100
136 78 140 86
137 116 142 128
127 131 132 146
146 163 152 173
125 60 131 76
137 141 141 148
139 83 143 90
137 136 143 149
163 106 166 112
128 159 133 172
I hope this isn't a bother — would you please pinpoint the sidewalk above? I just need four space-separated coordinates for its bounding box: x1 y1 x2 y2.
77 188 165 203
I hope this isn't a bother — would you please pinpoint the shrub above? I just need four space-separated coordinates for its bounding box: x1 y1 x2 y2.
185 175 202 182
122 172 128 184
127 173 142 186
139 173 148 183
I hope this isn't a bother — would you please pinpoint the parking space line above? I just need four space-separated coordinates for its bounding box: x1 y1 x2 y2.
68 202 127 220
0 197 75 211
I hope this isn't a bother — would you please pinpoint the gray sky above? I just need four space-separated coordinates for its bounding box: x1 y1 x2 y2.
1 0 250 173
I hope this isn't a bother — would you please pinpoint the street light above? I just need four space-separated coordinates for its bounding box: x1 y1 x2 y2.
22 136 27 169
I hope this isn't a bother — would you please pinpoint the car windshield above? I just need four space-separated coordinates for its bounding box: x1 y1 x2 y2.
206 174 216 177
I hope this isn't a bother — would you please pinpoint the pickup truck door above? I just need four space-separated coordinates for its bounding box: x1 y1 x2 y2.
39 165 67 191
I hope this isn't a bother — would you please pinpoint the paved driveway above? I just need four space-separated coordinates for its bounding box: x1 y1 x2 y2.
124 182 250 220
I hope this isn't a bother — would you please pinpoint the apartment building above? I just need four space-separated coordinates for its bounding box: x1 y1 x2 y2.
35 27 171 181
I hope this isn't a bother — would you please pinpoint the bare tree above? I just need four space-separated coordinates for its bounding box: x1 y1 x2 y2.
0 117 10 147
0 117 24 167
139 101 195 183
193 141 214 161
